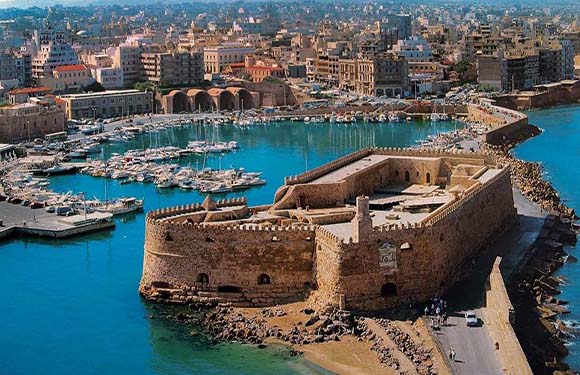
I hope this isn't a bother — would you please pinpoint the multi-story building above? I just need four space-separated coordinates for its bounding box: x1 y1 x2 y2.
91 67 124 89
338 59 357 92
0 52 32 87
203 44 256 74
390 37 440 78
40 64 95 93
0 96 66 143
141 51 204 87
476 54 508 91
111 35 152 86
560 39 575 80
31 25 79 79
339 53 409 97
112 45 145 86
59 90 153 120
314 53 340 86
539 46 562 84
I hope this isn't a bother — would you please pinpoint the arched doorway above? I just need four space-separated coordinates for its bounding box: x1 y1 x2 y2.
167 90 188 113
188 89 214 112
219 90 235 110
228 88 254 110
381 283 398 297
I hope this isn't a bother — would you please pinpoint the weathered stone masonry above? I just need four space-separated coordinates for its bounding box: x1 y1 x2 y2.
140 147 516 311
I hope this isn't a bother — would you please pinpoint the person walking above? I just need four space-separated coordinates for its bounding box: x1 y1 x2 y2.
451 349 456 362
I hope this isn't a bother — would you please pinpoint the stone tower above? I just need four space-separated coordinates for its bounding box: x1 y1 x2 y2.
202 195 216 211
351 196 372 243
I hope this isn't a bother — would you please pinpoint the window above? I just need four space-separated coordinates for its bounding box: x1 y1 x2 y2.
257 273 271 285
196 273 209 283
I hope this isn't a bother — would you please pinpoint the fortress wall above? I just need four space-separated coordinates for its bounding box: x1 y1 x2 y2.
282 147 495 193
273 182 349 209
285 148 372 185
384 158 441 186
141 222 317 306
314 167 516 311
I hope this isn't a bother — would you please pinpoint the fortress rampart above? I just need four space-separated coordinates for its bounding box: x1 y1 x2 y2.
140 148 517 311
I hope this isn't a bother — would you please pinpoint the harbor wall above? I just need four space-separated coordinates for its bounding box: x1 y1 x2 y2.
467 103 530 145
485 257 533 375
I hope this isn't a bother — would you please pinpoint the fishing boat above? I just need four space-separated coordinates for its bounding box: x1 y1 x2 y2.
94 197 144 216
69 149 87 158
38 164 77 176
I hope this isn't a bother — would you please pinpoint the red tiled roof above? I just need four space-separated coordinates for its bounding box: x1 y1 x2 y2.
246 65 283 71
9 86 51 95
53 64 88 73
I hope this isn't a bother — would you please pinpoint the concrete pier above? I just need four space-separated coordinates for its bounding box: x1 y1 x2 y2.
0 201 115 240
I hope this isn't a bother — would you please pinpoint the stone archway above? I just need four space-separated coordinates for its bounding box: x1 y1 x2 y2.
188 89 214 112
376 89 384 97
218 90 235 110
228 87 254 110
208 88 236 111
386 89 394 97
167 90 189 113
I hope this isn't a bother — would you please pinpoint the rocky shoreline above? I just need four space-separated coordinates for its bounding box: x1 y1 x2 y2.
144 301 445 374
486 126 579 374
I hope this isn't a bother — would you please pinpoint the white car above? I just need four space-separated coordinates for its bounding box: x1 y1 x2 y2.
465 311 478 327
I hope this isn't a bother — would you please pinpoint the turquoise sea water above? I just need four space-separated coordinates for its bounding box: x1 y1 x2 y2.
0 120 461 375
515 106 580 370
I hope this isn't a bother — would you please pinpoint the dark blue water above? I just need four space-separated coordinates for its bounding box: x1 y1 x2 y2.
0 120 461 375
516 106 580 370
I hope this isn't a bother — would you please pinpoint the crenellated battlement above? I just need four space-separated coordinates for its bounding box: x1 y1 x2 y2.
374 221 425 232
284 148 373 185
282 147 498 187
147 197 248 223
371 146 496 163
423 165 511 226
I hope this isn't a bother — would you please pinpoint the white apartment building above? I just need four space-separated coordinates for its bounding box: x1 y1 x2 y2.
31 26 79 79
92 67 124 89
203 44 256 74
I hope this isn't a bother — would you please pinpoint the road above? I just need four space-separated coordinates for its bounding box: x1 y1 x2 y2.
431 188 546 374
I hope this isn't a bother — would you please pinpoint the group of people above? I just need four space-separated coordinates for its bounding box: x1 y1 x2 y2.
448 348 457 362
424 296 448 328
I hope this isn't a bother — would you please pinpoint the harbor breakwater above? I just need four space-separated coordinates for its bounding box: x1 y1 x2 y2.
485 119 578 373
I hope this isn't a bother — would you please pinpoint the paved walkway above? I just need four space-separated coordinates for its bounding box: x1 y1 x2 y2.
431 188 546 375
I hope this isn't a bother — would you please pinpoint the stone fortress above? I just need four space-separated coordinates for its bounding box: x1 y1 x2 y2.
140 147 516 311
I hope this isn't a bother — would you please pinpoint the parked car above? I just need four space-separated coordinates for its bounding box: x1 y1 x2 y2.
465 311 478 327
30 202 44 209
